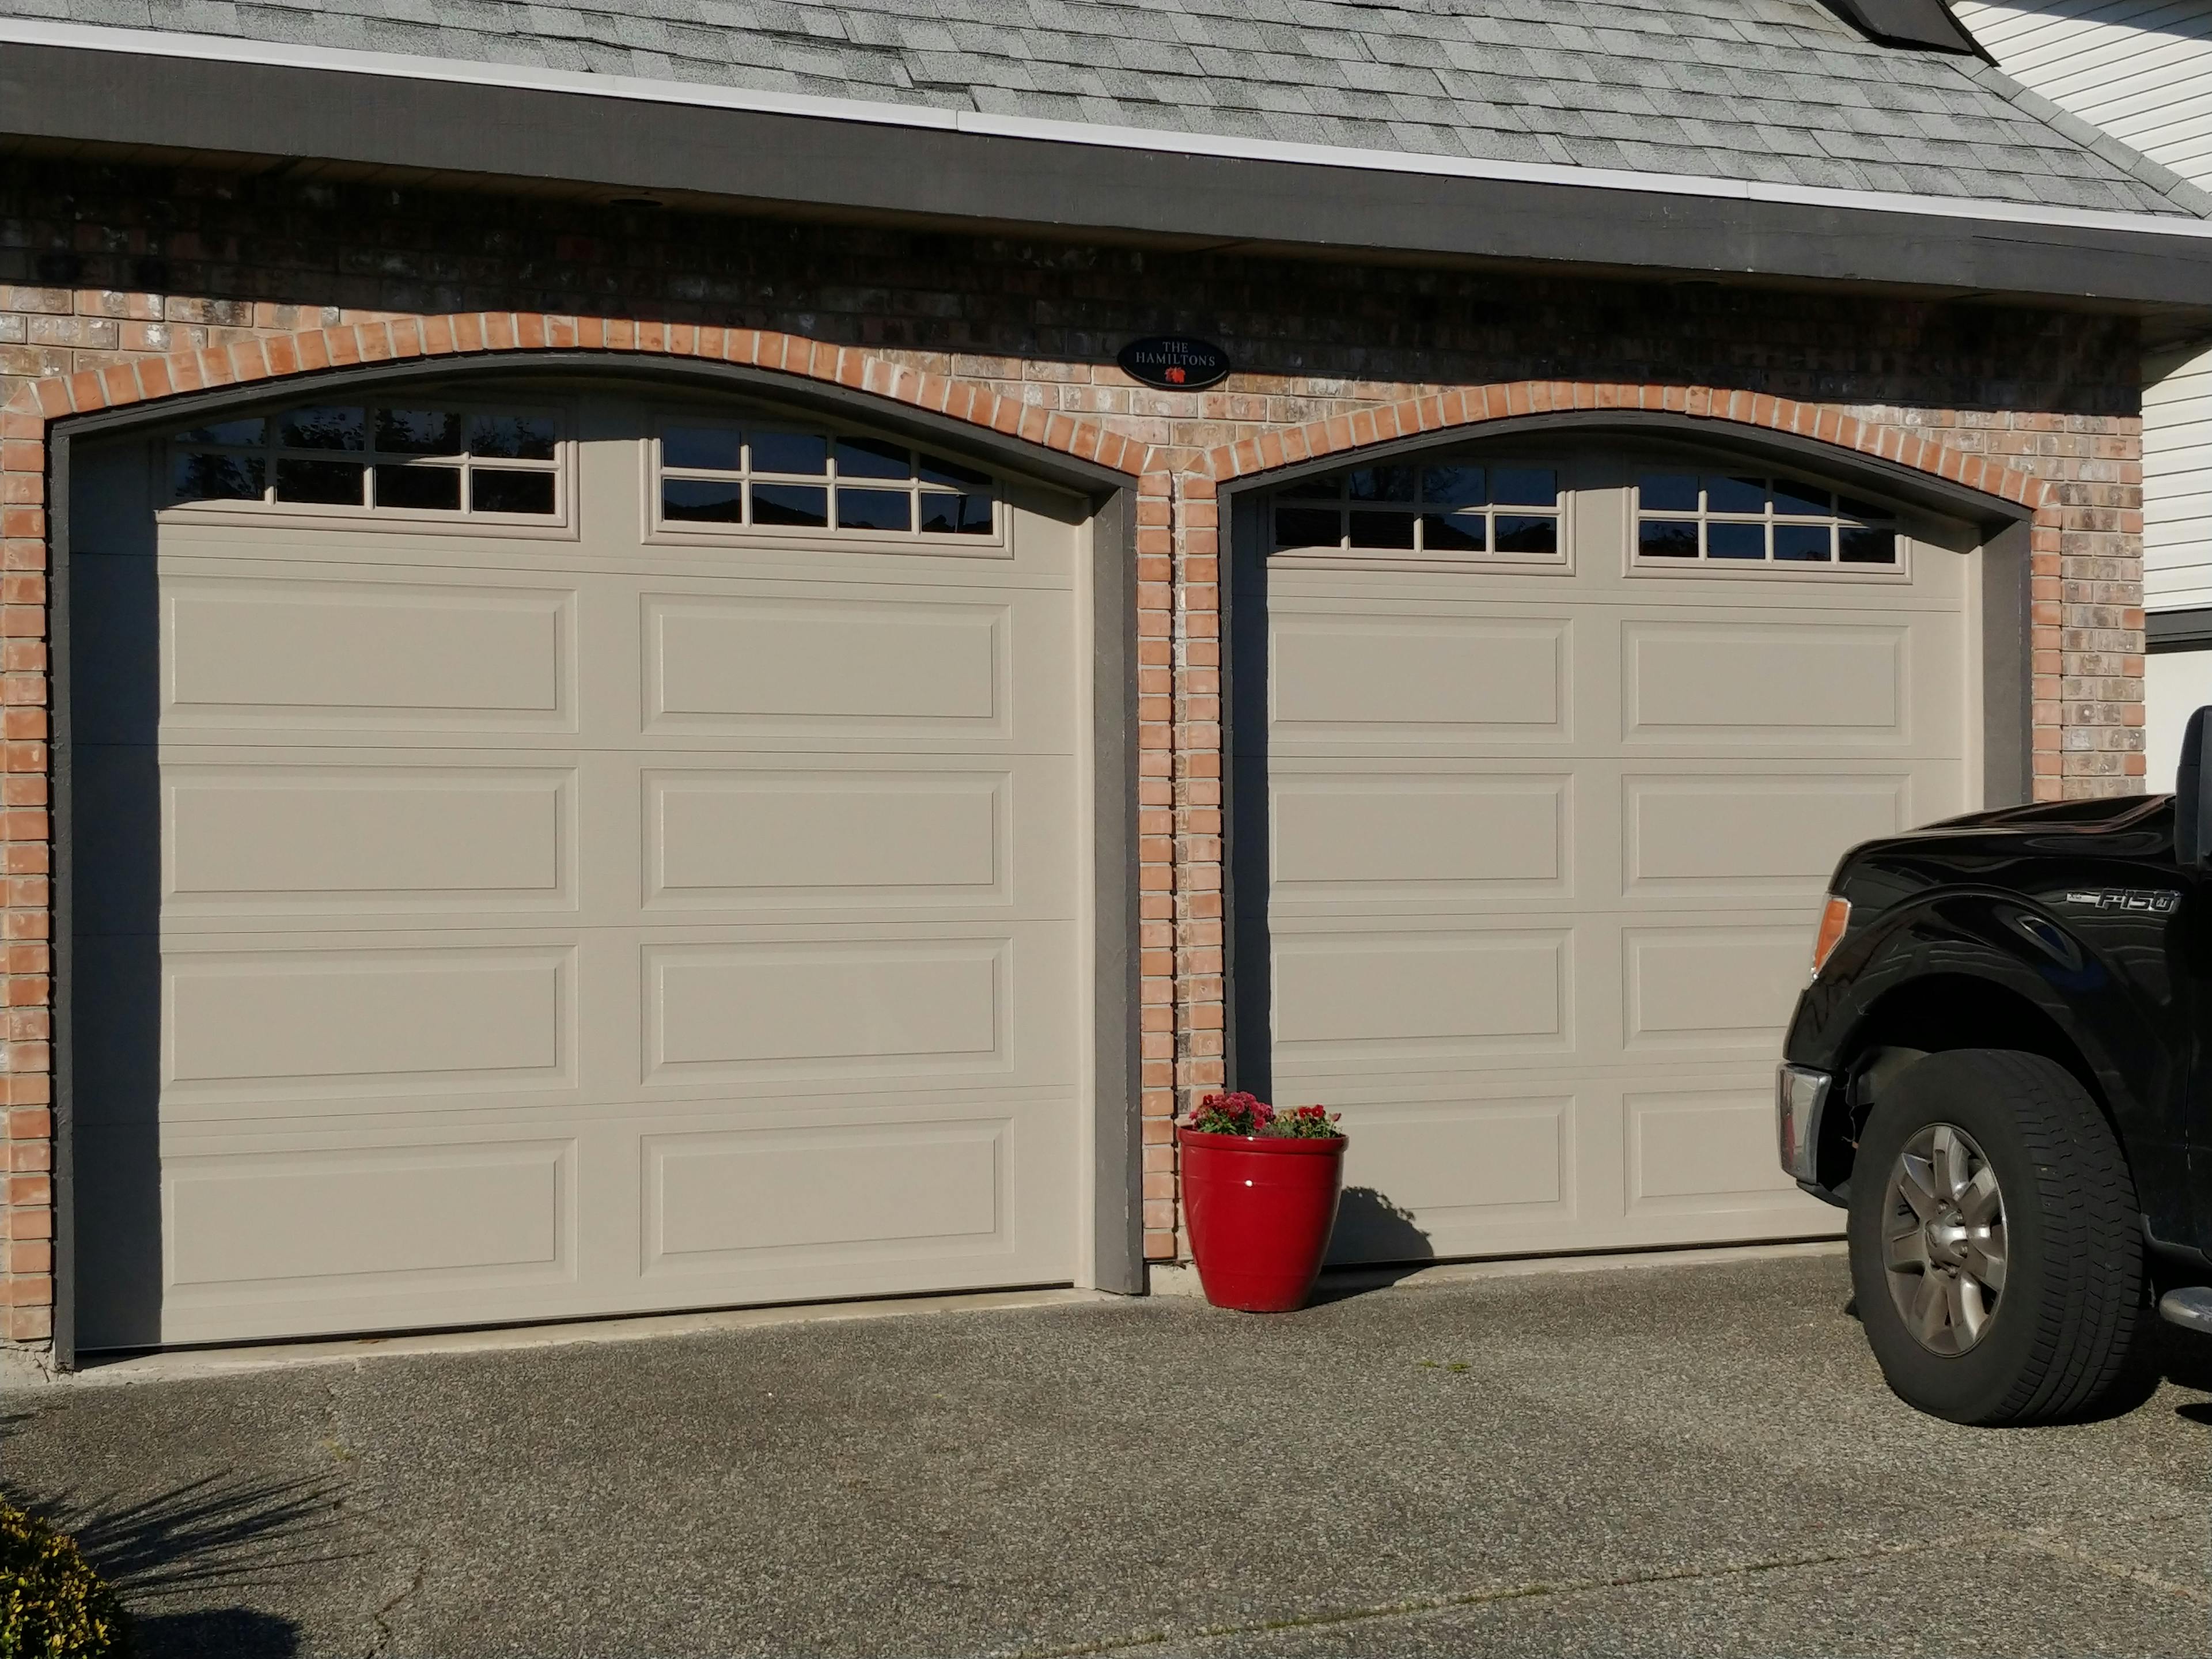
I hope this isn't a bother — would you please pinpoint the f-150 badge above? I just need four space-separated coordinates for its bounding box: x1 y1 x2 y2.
2063 888 2181 914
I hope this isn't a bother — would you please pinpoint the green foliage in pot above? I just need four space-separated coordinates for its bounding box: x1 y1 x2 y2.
1185 1090 1343 1138
1 1498 131 1659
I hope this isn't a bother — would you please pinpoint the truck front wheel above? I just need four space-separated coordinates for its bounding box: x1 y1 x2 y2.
1847 1048 2145 1425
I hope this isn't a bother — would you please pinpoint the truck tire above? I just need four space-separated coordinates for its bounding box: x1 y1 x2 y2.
1847 1048 2145 1425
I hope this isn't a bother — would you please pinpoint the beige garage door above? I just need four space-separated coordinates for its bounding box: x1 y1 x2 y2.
74 384 1088 1346
1248 442 1974 1263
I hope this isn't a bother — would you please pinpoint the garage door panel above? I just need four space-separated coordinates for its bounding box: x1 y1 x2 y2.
162 760 575 917
1624 620 1907 743
1624 771 1912 897
162 942 576 1103
1271 770 1570 900
646 766 1002 909
161 573 576 733
123 1089 1077 1344
644 934 1039 1088
1615 563 1966 612
1287 1073 1832 1260
1268 611 1569 743
162 1138 578 1300
641 1118 1010 1275
1623 924 1813 1053
641 755 1075 918
126 921 1070 1124
156 515 585 569
124 1116 599 1349
643 592 1010 739
1323 1091 1575 1265
1271 928 1573 1069
1624 1084 1817 1218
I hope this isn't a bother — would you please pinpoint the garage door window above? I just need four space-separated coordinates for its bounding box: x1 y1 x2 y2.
1634 472 1899 568
1274 461 1563 562
171 404 562 519
654 422 998 545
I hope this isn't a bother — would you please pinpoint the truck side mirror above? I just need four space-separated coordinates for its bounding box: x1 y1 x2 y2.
2177 706 2212 868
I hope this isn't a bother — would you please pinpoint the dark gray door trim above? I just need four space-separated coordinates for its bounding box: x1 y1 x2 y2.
2148 607 2212 652
45 351 1145 1368
1216 409 2037 1101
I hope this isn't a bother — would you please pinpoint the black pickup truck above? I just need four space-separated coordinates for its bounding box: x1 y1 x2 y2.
1778 711 2212 1425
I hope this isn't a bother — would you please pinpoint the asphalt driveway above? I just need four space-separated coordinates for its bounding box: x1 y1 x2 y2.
3 1251 2208 1658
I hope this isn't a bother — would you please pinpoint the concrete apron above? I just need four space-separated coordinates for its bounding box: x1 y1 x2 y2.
3 1239 1844 1391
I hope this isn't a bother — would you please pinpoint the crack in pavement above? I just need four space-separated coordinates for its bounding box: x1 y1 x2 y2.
366 1550 429 1658
309 1362 431 1659
1009 1527 2205 1659
1999 1527 2212 1607
1009 1541 1939 1658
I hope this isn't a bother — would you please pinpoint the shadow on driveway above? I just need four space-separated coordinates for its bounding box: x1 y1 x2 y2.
3 1439 336 1658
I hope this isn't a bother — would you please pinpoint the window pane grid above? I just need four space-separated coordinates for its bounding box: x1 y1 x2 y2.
657 426 995 537
1272 462 1561 558
173 405 559 517
1634 472 1897 567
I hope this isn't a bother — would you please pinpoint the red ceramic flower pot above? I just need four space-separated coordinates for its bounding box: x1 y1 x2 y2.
1177 1126 1348 1312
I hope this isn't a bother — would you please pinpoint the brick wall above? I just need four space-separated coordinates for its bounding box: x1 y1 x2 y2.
0 159 2148 1351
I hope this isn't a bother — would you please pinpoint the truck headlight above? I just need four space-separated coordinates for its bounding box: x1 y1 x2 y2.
1809 894 1851 980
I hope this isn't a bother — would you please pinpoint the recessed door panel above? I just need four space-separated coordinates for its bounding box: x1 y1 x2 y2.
646 594 1007 734
1272 774 1568 898
646 768 1005 907
646 938 1007 1082
1626 774 1908 896
165 577 572 729
1271 615 1567 741
1625 622 1906 741
643 1120 1007 1271
165 763 573 913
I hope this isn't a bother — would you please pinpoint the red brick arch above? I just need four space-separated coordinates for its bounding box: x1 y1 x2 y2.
2 320 2057 525
0 313 1151 479
1190 379 2059 519
4 318 2052 533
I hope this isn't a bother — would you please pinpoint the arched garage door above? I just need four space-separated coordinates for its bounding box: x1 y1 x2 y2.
1235 438 1983 1263
72 378 1096 1347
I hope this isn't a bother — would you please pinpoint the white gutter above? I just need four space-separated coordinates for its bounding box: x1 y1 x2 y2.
6 15 2212 242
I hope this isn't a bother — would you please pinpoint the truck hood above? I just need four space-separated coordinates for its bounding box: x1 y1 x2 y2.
1919 796 2171 835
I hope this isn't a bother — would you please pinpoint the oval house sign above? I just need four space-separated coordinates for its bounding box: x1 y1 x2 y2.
1118 336 1232 392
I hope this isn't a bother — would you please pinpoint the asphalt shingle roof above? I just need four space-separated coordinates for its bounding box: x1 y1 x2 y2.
13 0 2209 217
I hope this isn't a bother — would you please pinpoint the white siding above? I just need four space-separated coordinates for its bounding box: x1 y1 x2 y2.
1955 1 2212 700
2145 342 2212 608
1952 3 2212 185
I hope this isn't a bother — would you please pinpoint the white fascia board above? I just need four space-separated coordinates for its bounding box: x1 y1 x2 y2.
7 15 2212 244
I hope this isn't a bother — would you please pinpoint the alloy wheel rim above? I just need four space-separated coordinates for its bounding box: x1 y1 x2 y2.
1881 1122 2007 1357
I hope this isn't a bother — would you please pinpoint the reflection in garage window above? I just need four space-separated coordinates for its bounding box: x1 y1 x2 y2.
1272 462 1562 559
1633 473 1898 566
171 406 561 516
656 423 996 539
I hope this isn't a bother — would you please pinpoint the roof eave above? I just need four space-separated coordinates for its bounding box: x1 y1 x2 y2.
6 31 2212 313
